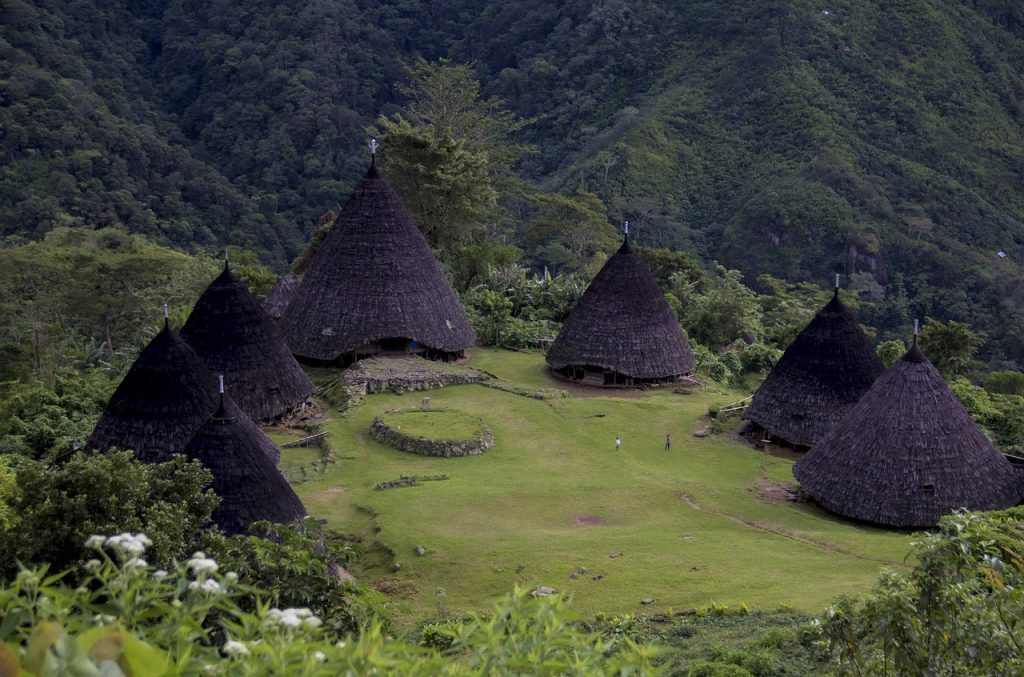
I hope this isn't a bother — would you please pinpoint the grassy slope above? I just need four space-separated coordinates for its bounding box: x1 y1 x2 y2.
296 349 911 625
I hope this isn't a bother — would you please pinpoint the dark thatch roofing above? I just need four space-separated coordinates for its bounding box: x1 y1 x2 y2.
745 289 884 447
793 340 1022 528
546 235 695 380
184 394 305 535
281 160 475 361
181 266 314 421
86 321 219 463
262 274 301 320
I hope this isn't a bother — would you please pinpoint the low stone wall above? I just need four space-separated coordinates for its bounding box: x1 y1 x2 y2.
370 416 494 457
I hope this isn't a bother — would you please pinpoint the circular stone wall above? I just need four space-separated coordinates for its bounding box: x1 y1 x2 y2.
370 409 494 457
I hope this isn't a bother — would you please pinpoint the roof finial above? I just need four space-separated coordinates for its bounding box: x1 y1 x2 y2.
370 137 378 167
835 273 840 290
163 303 169 328
224 250 229 271
624 220 629 236
913 318 919 346
218 374 224 394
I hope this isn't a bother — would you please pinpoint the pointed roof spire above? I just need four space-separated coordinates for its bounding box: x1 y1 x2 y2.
905 319 926 362
163 303 169 329
224 250 230 272
367 137 380 177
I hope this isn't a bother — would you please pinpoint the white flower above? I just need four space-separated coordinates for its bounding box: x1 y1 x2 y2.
293 608 313 619
187 557 219 575
225 572 238 583
222 640 249 658
84 559 101 571
171 599 182 608
335 641 346 649
191 551 207 560
93 614 116 626
153 570 168 581
303 616 322 629
314 651 326 663
265 609 283 622
85 535 106 549
104 533 149 557
279 611 302 628
124 557 147 572
200 579 221 595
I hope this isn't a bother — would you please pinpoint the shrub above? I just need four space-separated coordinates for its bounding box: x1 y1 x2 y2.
984 370 1024 396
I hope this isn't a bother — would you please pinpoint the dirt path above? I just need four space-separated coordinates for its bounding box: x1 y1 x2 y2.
675 492 908 567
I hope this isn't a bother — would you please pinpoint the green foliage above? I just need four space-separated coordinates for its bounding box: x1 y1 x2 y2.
0 540 662 675
984 370 1024 396
876 339 906 368
949 378 1024 453
739 343 782 374
375 116 498 260
526 189 620 273
201 520 385 637
0 457 15 531
756 275 838 350
811 508 1024 675
670 266 763 350
0 369 113 461
0 452 218 578
0 228 219 379
919 317 984 377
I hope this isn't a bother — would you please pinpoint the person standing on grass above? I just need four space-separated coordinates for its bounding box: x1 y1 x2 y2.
665 433 671 450
615 436 621 451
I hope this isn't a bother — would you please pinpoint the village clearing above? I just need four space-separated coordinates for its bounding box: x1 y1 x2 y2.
278 348 914 627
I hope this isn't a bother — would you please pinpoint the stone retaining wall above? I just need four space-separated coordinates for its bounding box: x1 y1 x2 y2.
370 416 494 457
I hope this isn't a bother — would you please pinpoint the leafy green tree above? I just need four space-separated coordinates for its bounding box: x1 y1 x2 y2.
375 118 497 259
525 189 619 272
813 508 1024 675
756 275 835 350
0 452 218 578
670 266 763 350
375 59 528 262
984 371 1024 397
918 317 983 377
0 457 15 531
876 340 906 368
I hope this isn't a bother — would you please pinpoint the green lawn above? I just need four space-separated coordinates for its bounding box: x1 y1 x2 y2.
294 348 912 626
377 409 484 441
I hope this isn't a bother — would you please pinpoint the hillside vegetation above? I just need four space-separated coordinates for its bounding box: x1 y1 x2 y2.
3 0 1024 359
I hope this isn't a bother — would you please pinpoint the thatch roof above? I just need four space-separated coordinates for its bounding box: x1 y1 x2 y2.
546 235 695 380
281 159 475 361
745 289 884 447
793 340 1022 528
86 321 219 463
181 266 314 421
184 394 305 535
262 274 300 320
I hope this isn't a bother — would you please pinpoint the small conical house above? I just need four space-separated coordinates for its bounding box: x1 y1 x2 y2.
745 288 884 448
794 339 1022 528
181 265 314 421
546 233 695 387
281 154 475 364
86 320 219 463
184 391 305 535
262 274 300 321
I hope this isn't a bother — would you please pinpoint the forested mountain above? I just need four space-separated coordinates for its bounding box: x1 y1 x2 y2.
3 0 1024 358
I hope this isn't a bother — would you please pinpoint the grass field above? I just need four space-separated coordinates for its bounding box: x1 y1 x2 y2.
292 349 913 626
376 409 485 441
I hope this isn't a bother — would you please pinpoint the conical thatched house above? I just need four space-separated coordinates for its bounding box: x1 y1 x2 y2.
184 391 305 535
86 320 219 463
546 233 695 387
181 265 314 421
745 288 884 448
793 339 1022 528
262 274 300 321
281 155 475 364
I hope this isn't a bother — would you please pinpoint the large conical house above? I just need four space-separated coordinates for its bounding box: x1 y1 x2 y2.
281 152 475 364
184 388 305 535
744 287 884 448
86 318 219 463
262 274 300 321
181 264 314 421
546 232 695 387
793 338 1021 528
